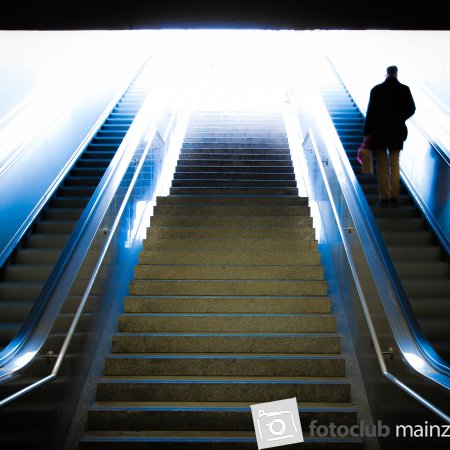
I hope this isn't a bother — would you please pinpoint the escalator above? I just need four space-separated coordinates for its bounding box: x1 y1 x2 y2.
0 62 151 354
317 64 450 363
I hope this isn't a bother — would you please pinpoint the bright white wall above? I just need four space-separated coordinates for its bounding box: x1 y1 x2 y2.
0 31 150 260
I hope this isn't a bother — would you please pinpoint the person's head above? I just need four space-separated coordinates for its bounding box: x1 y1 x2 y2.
386 65 398 78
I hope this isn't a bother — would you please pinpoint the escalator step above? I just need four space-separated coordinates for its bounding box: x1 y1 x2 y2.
41 208 85 221
76 159 112 168
409 296 450 317
394 262 449 279
50 197 90 208
34 220 77 234
388 245 443 262
0 301 34 321
3 264 53 281
381 231 435 246
0 323 22 345
13 249 61 264
58 186 97 197
64 176 102 186
402 279 450 297
24 234 71 249
0 282 44 301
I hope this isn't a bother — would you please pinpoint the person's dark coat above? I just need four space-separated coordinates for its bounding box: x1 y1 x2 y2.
363 76 416 150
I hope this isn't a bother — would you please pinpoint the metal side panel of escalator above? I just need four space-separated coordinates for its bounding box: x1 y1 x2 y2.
0 62 152 357
316 65 450 364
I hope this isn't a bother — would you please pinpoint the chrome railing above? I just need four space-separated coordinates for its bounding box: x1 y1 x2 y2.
0 57 151 268
325 56 450 254
0 93 189 408
0 61 191 395
283 68 450 421
302 128 450 423
287 75 450 376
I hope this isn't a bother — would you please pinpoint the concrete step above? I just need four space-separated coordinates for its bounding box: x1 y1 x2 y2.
176 165 295 173
104 354 345 377
186 125 287 132
88 400 356 430
169 187 299 195
142 238 318 253
184 132 289 138
129 279 328 297
80 430 363 449
112 333 340 354
134 264 323 280
149 215 312 228
138 250 321 265
177 158 292 166
174 172 296 180
118 313 336 333
172 179 298 188
96 376 351 402
153 205 309 217
181 144 290 151
124 296 332 314
179 152 291 160
155 196 307 206
180 148 292 155
146 227 315 239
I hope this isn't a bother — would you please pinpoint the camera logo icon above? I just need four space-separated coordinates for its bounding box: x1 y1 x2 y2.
251 397 304 449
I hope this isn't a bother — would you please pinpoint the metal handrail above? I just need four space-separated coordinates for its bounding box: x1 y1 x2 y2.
325 56 450 254
0 56 151 268
295 72 450 377
0 101 163 408
0 58 156 370
303 128 450 424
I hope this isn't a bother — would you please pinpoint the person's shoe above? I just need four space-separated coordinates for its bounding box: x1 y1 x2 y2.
375 199 389 208
390 198 400 208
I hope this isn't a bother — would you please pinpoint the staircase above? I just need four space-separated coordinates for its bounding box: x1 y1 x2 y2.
80 110 363 449
318 64 450 363
0 64 150 353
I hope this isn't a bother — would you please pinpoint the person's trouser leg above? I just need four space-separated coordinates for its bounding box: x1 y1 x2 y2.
388 149 400 199
375 149 389 199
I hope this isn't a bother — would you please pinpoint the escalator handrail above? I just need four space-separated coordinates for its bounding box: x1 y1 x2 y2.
0 58 155 371
0 72 192 406
293 73 450 377
326 56 450 255
303 128 450 424
0 104 162 408
0 56 150 269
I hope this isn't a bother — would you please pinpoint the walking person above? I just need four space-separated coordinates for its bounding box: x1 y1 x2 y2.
363 65 416 207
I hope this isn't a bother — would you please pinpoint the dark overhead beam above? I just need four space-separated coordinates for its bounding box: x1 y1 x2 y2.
1 1 448 30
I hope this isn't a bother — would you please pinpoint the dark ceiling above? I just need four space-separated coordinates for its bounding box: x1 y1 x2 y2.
1 0 449 30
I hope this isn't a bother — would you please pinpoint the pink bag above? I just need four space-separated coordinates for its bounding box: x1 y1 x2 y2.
357 136 373 174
